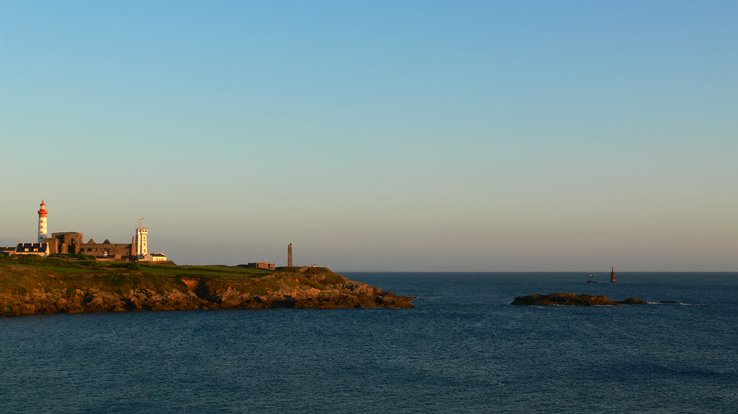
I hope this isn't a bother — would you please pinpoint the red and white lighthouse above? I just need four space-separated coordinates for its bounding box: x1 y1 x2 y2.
38 200 48 242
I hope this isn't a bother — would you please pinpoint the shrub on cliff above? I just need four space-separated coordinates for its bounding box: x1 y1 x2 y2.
125 262 141 271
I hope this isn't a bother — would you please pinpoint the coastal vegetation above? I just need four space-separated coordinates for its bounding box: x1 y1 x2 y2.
0 255 413 317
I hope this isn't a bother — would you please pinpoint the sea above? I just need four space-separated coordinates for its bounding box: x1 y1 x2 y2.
1 272 737 413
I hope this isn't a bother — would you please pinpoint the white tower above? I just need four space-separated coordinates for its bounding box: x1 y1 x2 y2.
135 217 149 257
37 200 48 243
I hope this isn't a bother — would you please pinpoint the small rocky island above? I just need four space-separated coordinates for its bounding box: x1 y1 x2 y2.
0 256 413 317
512 292 647 306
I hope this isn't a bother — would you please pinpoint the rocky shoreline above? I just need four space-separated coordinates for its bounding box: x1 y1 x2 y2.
512 292 647 306
0 260 414 317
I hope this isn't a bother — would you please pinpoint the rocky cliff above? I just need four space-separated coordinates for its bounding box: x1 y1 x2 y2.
0 257 413 317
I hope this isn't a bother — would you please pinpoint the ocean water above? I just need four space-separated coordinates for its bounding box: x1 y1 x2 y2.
1 272 737 413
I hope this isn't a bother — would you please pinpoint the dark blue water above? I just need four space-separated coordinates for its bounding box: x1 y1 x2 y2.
1 273 737 413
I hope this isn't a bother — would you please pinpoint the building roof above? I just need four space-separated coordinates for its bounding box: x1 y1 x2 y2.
15 243 49 252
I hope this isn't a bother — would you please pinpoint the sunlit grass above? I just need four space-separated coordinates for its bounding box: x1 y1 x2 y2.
0 255 346 296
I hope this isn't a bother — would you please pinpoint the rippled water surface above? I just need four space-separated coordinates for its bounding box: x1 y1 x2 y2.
2 272 737 413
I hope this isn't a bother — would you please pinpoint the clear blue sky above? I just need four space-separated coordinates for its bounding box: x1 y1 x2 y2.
1 1 736 271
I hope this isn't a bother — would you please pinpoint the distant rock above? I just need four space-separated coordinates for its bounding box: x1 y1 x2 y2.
512 292 647 306
621 297 648 305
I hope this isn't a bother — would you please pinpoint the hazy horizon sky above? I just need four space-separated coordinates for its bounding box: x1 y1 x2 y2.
1 1 736 271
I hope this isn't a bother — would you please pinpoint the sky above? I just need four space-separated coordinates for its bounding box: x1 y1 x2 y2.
0 1 736 271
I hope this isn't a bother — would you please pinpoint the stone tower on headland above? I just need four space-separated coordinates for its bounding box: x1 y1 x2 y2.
135 218 149 258
288 243 293 267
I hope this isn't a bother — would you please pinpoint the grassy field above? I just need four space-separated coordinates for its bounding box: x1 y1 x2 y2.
0 254 347 297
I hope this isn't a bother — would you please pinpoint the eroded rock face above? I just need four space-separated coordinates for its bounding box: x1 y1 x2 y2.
0 270 414 317
511 292 647 306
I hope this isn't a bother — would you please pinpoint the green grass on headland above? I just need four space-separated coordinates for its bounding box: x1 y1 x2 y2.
0 254 344 296
1 254 271 276
0 253 416 317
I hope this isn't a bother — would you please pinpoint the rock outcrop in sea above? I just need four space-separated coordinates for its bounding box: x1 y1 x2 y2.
512 292 647 306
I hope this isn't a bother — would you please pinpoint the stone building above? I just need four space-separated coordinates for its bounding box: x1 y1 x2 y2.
141 253 168 262
241 261 277 271
79 238 135 260
47 232 134 260
14 242 50 256
47 232 83 255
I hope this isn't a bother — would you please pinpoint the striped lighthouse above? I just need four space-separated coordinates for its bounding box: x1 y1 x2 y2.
37 200 48 243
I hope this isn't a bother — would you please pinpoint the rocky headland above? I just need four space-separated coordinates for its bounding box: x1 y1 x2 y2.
512 292 647 306
0 256 413 317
